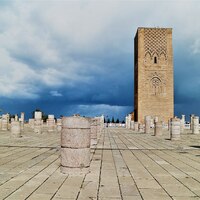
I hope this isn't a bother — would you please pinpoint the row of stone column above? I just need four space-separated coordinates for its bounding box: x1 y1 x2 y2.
0 112 25 138
28 112 60 134
60 115 104 175
128 114 199 141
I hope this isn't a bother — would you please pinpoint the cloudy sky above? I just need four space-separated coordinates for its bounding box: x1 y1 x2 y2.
0 0 200 121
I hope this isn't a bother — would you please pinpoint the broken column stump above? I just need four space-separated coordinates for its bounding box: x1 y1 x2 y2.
61 116 90 175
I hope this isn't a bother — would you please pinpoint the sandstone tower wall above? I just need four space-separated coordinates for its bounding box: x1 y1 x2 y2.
134 27 174 123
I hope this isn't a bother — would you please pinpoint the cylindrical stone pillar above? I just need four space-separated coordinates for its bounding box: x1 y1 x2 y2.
15 114 18 121
125 116 128 128
11 121 21 137
180 119 184 134
2 114 8 131
130 121 135 130
192 116 199 134
190 114 195 130
34 120 42 134
128 114 132 129
145 116 151 134
139 123 143 133
154 121 163 136
61 116 91 175
57 118 62 132
168 119 171 131
154 116 159 123
134 122 139 132
20 112 25 130
35 111 42 120
170 118 181 140
34 111 42 134
100 115 104 132
29 119 34 129
95 117 101 139
90 118 97 146
47 115 55 132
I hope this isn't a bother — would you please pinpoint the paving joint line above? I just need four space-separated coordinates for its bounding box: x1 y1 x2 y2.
145 149 200 197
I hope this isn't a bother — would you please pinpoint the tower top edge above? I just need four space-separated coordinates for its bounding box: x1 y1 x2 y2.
137 27 172 30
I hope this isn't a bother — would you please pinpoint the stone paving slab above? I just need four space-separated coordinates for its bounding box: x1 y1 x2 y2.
0 126 200 199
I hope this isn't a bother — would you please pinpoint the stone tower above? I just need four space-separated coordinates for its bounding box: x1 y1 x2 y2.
134 27 174 123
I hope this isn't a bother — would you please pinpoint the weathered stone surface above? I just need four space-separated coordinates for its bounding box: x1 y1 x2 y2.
130 120 135 130
34 111 42 120
192 116 199 134
154 121 163 136
61 116 91 174
154 116 159 123
61 129 90 148
1 114 8 131
134 28 174 123
61 148 90 167
34 119 42 134
126 114 132 129
56 118 62 132
180 114 185 133
90 118 97 146
190 114 195 130
139 123 143 133
134 122 139 131
62 116 91 129
11 121 21 137
29 119 34 129
15 114 18 121
170 118 180 140
47 115 55 132
145 116 151 134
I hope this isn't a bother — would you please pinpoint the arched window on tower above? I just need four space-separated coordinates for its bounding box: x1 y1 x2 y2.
154 56 157 64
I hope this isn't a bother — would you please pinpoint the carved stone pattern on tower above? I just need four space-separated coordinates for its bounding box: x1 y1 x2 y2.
144 29 167 62
146 72 166 96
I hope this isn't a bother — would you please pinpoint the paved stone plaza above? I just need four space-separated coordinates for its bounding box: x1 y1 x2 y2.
0 126 200 200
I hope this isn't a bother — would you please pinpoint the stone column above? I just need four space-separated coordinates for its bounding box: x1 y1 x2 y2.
57 118 62 132
125 115 131 129
139 123 143 133
47 115 55 132
29 119 34 129
100 115 104 131
19 112 25 131
180 114 185 133
154 121 163 136
61 116 90 175
125 116 128 128
90 118 97 146
168 119 170 131
190 114 195 130
145 116 151 134
170 118 181 140
2 114 8 131
192 116 199 134
15 114 18 121
128 114 132 129
134 122 139 132
11 121 21 138
154 116 159 123
130 120 135 130
34 111 42 134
